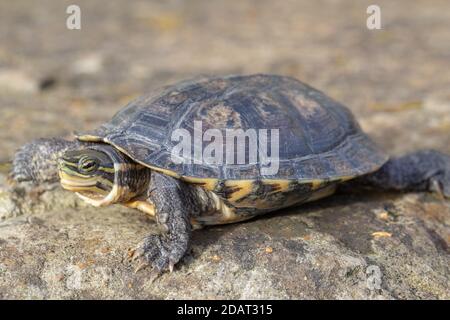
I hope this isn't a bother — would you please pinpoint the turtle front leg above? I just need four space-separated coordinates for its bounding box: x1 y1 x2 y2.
10 138 82 184
355 150 450 198
130 172 193 276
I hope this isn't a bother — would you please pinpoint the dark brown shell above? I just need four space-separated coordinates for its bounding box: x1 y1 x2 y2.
77 74 388 180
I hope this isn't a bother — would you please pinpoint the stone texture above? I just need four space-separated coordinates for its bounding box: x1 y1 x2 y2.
0 0 449 299
0 182 449 299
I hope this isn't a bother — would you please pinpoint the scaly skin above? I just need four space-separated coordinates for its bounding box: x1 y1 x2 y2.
10 138 84 184
353 150 450 198
130 172 194 275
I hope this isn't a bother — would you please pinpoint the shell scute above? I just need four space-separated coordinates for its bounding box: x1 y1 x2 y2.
77 74 388 181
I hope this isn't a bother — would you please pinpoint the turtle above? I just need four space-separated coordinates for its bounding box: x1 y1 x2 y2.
10 74 450 275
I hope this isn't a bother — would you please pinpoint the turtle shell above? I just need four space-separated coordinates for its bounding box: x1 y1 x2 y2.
77 74 388 181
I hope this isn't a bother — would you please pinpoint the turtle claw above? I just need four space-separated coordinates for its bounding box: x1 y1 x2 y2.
131 257 164 284
134 260 150 273
436 180 450 199
129 246 163 283
428 163 450 199
128 246 143 262
133 259 162 283
429 179 446 200
127 233 185 276
128 246 148 269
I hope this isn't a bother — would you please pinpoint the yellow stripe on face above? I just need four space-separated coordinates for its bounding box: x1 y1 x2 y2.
59 171 92 185
60 159 116 175
59 170 113 186
97 166 116 173
59 171 113 191
60 181 110 196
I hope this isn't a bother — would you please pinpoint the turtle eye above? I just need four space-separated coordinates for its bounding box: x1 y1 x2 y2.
78 157 98 173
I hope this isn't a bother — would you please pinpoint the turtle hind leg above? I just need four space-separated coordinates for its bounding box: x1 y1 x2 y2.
353 150 450 198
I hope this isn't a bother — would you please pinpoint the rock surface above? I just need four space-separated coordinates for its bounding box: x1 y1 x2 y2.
0 178 449 299
0 0 449 299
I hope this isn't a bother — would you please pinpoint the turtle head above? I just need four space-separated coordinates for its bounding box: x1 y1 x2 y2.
58 144 151 206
